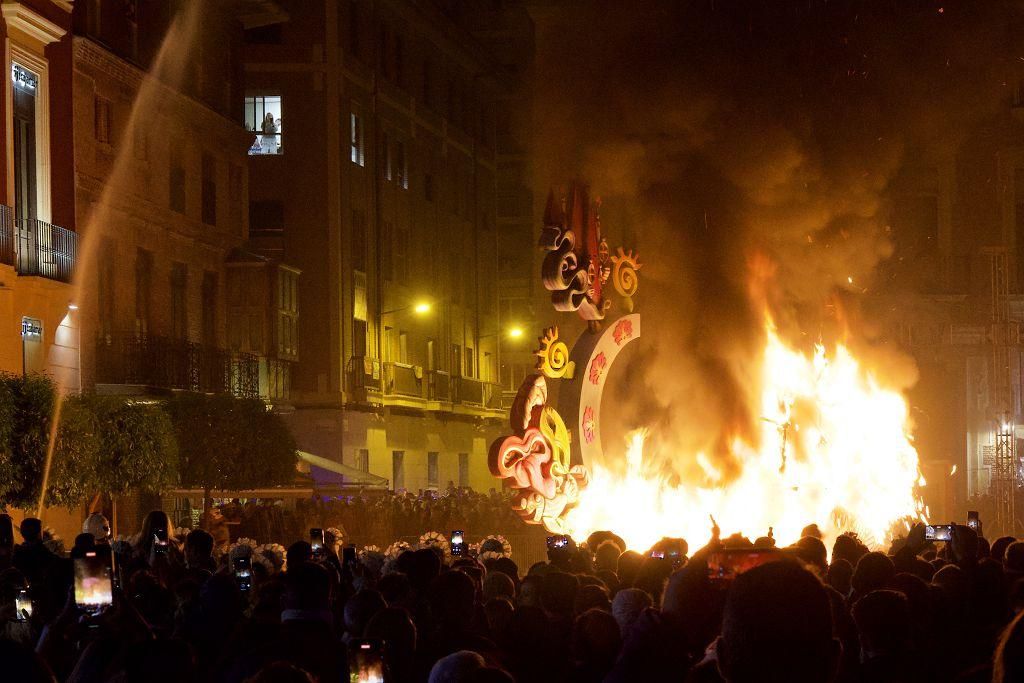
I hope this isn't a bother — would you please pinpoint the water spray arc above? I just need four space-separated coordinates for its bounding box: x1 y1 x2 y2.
37 1 203 517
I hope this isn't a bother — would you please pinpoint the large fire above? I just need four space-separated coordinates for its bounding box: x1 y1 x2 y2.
565 320 926 552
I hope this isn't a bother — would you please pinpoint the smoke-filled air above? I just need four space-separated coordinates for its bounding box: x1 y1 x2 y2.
531 0 1017 550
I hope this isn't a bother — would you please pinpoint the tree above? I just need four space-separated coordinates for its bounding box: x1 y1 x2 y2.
81 395 179 497
163 393 297 512
0 374 99 510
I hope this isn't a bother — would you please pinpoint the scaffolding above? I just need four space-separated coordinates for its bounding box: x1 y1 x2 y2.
984 247 1018 536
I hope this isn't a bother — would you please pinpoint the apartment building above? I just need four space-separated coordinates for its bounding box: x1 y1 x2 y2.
70 0 298 402
0 1 78 389
243 0 529 492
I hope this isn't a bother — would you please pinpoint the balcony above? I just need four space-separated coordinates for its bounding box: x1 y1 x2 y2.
95 333 259 398
382 362 422 399
0 207 78 284
427 370 451 402
346 358 382 395
453 376 504 411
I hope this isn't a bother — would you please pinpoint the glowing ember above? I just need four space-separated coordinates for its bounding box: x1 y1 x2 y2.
566 321 925 552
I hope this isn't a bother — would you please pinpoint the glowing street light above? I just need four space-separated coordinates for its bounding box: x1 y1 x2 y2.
507 326 524 339
413 301 432 315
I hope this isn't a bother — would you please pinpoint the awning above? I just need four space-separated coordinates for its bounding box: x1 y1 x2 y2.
297 451 389 488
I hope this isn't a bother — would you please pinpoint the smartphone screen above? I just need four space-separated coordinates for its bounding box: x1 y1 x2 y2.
450 530 465 556
310 528 325 555
925 524 954 542
349 639 385 683
967 511 981 534
74 549 113 614
546 535 569 549
14 588 31 621
233 557 252 592
707 549 788 583
153 527 169 554
650 550 666 559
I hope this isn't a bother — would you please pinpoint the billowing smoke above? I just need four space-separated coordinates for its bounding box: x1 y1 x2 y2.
530 0 1019 479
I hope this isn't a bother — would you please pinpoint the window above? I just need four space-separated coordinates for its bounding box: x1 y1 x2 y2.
278 267 299 359
427 452 439 489
354 271 367 358
451 343 461 376
382 220 393 278
424 173 434 202
422 58 433 108
465 347 475 378
169 154 185 213
250 200 284 233
170 262 188 340
392 450 405 491
97 237 115 340
483 351 493 382
348 2 360 58
201 153 216 225
350 110 364 166
12 62 37 223
399 331 408 363
351 209 366 271
395 140 408 189
355 448 369 472
458 453 469 488
381 132 391 181
244 95 283 155
395 223 408 283
201 272 217 347
94 96 111 144
134 248 153 338
427 339 436 371
383 326 394 362
394 34 405 88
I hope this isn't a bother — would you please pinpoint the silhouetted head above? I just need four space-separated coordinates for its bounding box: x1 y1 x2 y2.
286 541 313 568
365 605 416 655
19 518 42 543
541 571 579 618
429 570 476 629
852 590 910 659
718 561 839 683
282 561 330 613
344 588 386 638
994 609 1024 683
826 558 853 596
851 552 894 596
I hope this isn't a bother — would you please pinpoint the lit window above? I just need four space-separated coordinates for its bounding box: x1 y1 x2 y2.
244 95 283 155
350 111 364 166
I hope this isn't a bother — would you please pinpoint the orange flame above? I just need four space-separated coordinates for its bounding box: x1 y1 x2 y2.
566 319 925 552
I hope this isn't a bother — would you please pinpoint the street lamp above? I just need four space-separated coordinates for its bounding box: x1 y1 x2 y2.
480 326 525 341
383 300 434 316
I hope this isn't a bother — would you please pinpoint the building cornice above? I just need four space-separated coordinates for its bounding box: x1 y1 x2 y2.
1 2 66 45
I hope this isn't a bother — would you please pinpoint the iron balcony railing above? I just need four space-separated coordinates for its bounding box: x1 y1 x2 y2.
0 207 78 284
96 333 260 398
452 376 504 409
427 370 451 402
382 362 422 398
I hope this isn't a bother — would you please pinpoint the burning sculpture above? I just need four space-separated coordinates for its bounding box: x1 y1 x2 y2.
491 181 924 550
490 182 641 533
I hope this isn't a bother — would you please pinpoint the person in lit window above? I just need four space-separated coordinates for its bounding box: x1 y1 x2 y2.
261 112 279 154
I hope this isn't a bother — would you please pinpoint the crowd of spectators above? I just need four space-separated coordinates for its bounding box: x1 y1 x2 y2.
197 488 528 554
4 510 1024 682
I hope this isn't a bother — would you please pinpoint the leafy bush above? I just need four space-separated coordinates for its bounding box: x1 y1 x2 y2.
0 374 100 509
81 395 179 497
164 392 297 496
